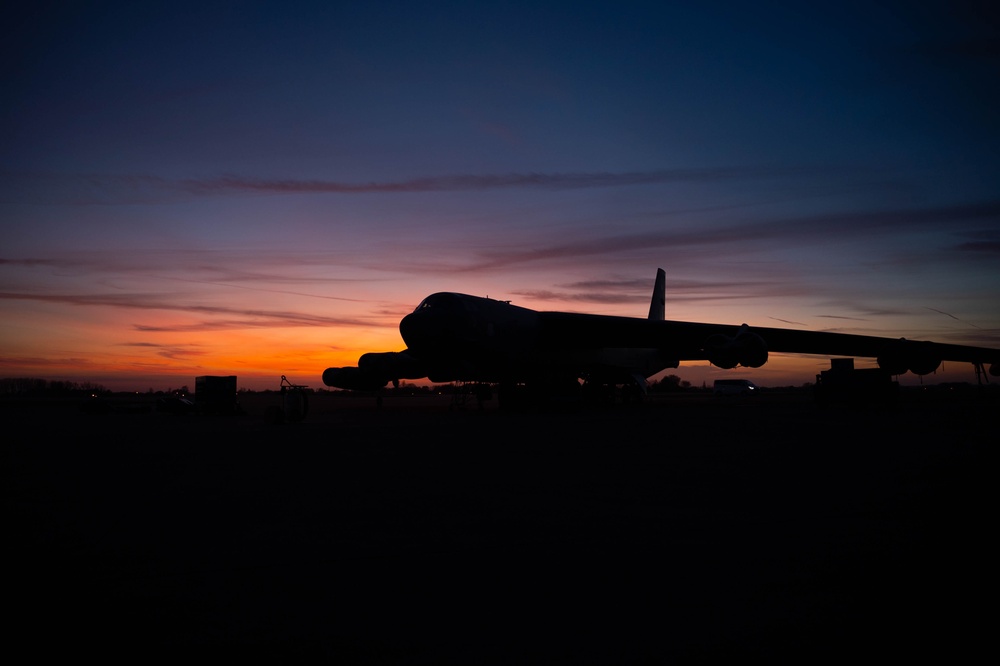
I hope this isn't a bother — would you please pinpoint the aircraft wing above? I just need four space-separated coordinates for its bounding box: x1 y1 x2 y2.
536 313 999 375
725 325 1000 370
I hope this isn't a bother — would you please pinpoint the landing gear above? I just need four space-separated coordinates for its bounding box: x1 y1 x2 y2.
450 382 493 410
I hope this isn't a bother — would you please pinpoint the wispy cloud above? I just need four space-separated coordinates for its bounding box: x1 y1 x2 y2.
181 167 836 194
120 341 209 360
0 291 380 328
924 306 983 329
955 240 1000 253
816 314 872 321
1 165 867 204
460 201 1000 270
512 277 832 310
768 316 809 326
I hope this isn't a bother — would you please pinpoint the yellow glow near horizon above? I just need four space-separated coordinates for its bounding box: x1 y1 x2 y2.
2 284 992 393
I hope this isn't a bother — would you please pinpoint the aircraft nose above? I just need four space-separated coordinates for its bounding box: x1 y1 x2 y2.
400 308 457 350
399 310 432 348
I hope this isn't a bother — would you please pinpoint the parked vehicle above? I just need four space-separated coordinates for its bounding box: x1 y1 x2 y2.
713 379 760 397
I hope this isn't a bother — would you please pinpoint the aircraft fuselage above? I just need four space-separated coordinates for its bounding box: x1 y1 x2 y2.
321 269 1000 394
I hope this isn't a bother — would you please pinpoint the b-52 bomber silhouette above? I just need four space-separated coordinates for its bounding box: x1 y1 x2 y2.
323 268 999 402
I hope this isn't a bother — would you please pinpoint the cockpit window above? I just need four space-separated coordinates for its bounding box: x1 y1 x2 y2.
412 293 464 313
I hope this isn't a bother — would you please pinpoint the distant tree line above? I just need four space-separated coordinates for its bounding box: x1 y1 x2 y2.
311 375 699 397
0 377 111 396
647 375 694 392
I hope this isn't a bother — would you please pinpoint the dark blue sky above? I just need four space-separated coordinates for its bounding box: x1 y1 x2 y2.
2 1 998 390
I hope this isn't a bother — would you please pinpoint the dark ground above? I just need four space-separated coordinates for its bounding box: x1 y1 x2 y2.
3 388 994 663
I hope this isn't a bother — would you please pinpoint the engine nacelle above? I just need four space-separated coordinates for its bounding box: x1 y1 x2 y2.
704 324 768 370
358 351 425 381
875 352 908 377
877 339 941 376
322 366 388 391
323 351 428 391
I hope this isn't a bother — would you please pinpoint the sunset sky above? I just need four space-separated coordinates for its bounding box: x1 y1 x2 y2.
3 1 999 392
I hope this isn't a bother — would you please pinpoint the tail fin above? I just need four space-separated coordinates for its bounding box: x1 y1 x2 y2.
647 268 665 321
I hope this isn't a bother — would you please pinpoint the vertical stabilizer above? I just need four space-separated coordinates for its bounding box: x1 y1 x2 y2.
648 268 665 321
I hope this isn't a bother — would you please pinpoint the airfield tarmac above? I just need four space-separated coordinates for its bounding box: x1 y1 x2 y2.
4 389 994 663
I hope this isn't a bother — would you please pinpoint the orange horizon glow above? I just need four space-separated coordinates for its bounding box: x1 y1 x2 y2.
3 258 997 395
1 345 986 395
2 267 995 394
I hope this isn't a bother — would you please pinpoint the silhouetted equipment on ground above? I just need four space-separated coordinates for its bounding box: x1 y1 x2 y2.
275 375 310 423
194 375 240 415
814 358 900 406
448 381 493 410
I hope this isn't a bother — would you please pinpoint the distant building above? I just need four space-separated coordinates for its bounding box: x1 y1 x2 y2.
195 375 239 414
